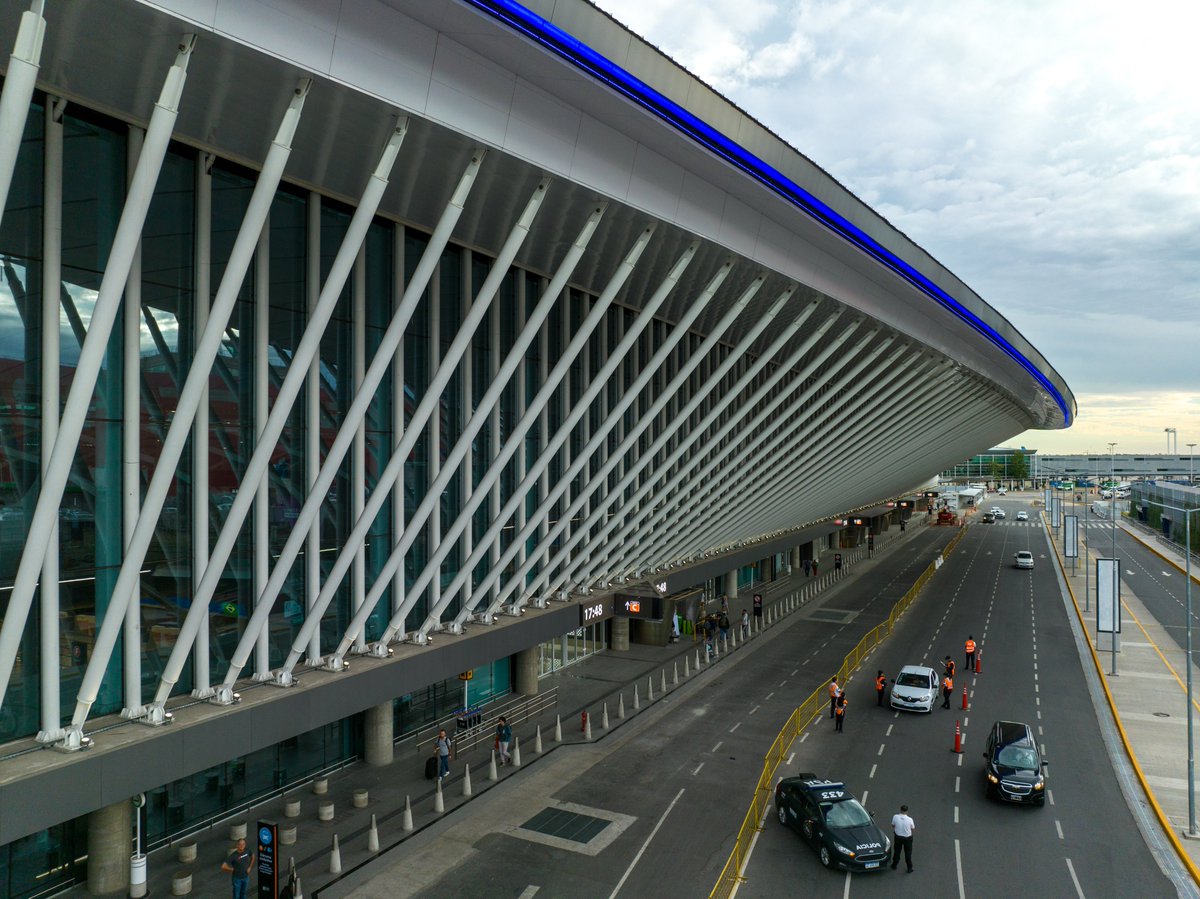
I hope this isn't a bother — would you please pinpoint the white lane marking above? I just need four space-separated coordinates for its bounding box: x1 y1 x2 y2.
886 725 893 737
692 762 704 776
1048 789 1055 806
765 692 775 701
518 888 540 899
861 790 869 805
1038 726 1043 736
870 764 877 779
1056 819 1064 840
785 753 795 766
711 742 722 753
1065 858 1085 898
843 871 852 899
802 659 810 666
609 788 685 899
955 838 965 899
964 717 969 727
955 776 960 793
730 722 741 733
954 805 959 824
791 669 799 676
750 705 761 715
800 733 809 743
779 681 787 689
957 753 963 767
1038 710 1043 720
878 744 886 757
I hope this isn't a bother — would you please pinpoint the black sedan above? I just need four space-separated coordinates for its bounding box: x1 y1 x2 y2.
775 776 891 871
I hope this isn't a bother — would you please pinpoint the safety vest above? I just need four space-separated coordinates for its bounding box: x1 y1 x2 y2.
965 639 976 654
876 675 886 692
835 695 847 715
945 660 956 677
942 676 953 692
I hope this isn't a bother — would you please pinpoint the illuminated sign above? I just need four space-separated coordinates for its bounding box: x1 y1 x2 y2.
852 518 865 526
579 599 613 627
613 594 660 620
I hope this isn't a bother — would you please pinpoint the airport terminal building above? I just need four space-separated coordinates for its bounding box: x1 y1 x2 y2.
0 0 1073 893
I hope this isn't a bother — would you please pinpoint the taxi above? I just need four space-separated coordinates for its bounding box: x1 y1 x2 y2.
775 776 890 871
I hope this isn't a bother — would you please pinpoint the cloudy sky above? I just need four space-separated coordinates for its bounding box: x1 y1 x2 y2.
591 0 1200 455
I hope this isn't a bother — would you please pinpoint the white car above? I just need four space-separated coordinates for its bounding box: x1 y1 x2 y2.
889 665 938 713
1016 511 1028 522
1014 550 1034 570
990 507 1005 519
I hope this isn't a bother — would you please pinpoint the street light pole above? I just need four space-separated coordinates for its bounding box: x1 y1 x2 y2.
1188 443 1196 485
1186 506 1196 837
1108 442 1118 676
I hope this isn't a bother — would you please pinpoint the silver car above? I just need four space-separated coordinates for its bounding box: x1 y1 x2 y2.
889 665 938 713
1014 550 1034 570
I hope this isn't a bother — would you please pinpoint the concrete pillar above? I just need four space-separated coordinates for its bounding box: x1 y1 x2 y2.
809 539 821 562
789 546 801 571
364 702 394 767
514 646 539 695
723 569 738 601
87 799 131 896
611 617 630 651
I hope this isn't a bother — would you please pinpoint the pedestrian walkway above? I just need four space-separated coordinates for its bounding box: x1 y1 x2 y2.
96 528 921 899
1048 511 1200 890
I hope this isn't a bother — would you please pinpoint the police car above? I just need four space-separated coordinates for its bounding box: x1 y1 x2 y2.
775 776 890 872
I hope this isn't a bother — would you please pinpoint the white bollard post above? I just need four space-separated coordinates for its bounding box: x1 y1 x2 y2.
555 714 563 743
535 724 544 754
695 648 702 668
647 676 655 701
434 778 444 813
618 693 626 718
661 669 667 693
633 685 641 710
462 763 472 797
368 814 380 853
489 750 498 781
602 702 610 729
329 834 342 875
402 795 413 831
584 714 592 741
673 662 679 684
684 656 691 677
512 736 522 767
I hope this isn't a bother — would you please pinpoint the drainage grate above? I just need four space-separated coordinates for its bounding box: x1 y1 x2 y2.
520 808 611 844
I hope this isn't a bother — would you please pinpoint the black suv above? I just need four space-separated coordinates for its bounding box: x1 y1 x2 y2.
983 720 1047 805
775 775 890 871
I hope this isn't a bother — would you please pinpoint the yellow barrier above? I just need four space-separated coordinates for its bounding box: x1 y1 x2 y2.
709 526 964 898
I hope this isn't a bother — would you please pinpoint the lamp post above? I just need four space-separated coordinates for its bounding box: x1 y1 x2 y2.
1189 443 1196 485
1108 442 1118 676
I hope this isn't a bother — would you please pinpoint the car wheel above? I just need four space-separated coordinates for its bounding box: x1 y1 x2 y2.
819 845 833 869
778 805 788 826
802 819 814 840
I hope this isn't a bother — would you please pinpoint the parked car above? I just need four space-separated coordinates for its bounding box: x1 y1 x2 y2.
1014 550 1034 570
889 665 938 713
775 776 891 871
1016 511 1029 522
983 721 1047 806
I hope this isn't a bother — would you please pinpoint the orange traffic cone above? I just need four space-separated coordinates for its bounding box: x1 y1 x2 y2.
961 686 969 710
953 720 962 754
975 649 982 675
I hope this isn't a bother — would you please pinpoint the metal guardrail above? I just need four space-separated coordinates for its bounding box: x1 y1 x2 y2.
404 688 559 756
709 525 964 898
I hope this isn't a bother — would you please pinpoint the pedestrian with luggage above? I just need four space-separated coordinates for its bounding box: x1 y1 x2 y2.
434 728 453 780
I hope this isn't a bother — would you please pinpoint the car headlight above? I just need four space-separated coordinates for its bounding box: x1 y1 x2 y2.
987 773 999 784
833 842 855 857
1034 778 1045 791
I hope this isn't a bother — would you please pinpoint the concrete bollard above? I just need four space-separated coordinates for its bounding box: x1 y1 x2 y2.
684 656 691 677
318 801 335 822
633 685 640 710
353 789 369 809
229 822 247 841
329 834 342 875
602 702 610 729
647 676 655 701
730 628 737 648
695 648 702 668
584 714 593 741
661 669 667 693
170 871 192 896
618 693 626 718
555 714 563 743
673 662 679 685
312 778 329 795
512 736 522 767
280 825 296 846
177 842 197 863
284 798 301 818
434 778 444 814
489 749 499 781
713 638 719 658
368 814 380 853
535 724 544 754
462 763 473 797
402 795 414 832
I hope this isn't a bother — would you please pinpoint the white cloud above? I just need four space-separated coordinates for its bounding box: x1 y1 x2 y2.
592 0 1200 450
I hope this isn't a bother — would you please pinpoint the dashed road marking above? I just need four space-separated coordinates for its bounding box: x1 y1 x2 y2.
954 805 959 824
870 764 877 779
750 705 761 715
729 722 741 733
886 725 893 737
955 776 960 793
1055 819 1064 840
692 762 704 776
711 742 722 753
1065 858 1085 898
877 744 885 757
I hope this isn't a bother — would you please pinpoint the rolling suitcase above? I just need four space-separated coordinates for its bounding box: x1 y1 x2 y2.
425 756 438 780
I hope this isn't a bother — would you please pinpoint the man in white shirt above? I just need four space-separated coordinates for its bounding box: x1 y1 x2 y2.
890 804 915 873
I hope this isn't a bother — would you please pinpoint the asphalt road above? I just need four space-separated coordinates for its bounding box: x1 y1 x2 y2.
348 505 1176 898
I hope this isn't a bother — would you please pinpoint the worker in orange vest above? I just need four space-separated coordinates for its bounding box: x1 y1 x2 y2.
829 678 840 718
876 670 887 706
834 690 848 732
964 636 976 671
941 673 953 709
943 655 956 679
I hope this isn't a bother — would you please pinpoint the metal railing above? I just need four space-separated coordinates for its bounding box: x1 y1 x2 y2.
709 525 964 898
405 688 559 756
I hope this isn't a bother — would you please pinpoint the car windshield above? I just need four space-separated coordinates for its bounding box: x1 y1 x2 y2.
997 745 1039 769
1017 552 1032 559
896 672 930 688
823 798 872 828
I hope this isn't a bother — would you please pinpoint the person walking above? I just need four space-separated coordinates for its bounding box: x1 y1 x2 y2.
941 673 953 709
875 670 887 706
834 690 848 732
495 716 513 766
811 558 819 577
221 838 254 899
964 635 977 672
434 727 454 780
828 677 840 718
718 609 730 643
890 805 915 872
834 553 842 575
741 608 750 638
803 558 812 577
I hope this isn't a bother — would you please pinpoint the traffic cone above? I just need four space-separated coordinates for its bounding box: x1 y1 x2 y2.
329 834 342 874
402 795 413 831
953 720 962 754
975 649 982 675
730 629 737 648
584 714 592 741
462 763 472 797
368 814 379 852
695 648 702 668
488 750 498 781
684 656 691 677
962 686 969 710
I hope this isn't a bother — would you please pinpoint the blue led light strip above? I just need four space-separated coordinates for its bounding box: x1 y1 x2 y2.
462 0 1072 427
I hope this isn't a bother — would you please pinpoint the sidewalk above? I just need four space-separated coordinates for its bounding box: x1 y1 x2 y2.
1049 511 1200 889
103 528 920 899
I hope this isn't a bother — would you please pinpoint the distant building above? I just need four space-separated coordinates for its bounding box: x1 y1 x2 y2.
943 450 1198 486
